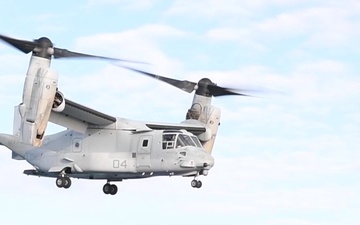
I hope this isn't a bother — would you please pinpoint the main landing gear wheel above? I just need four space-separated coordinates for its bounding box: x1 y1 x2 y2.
191 180 202 188
56 177 71 189
103 183 118 195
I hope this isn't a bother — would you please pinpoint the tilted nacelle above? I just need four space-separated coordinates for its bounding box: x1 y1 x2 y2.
16 57 61 146
186 94 221 154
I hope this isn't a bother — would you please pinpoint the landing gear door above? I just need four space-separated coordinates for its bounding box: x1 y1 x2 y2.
137 136 152 168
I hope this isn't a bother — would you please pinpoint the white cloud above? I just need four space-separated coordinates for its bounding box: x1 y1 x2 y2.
203 2 360 52
205 28 248 42
167 0 255 18
267 218 331 225
255 6 360 48
74 24 188 74
85 0 157 10
184 59 358 108
166 0 329 19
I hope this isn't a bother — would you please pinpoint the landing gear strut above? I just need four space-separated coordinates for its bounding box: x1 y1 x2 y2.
56 176 71 189
103 183 118 195
191 179 202 188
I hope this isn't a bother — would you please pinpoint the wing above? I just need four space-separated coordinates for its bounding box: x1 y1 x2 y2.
146 120 206 135
49 98 116 133
49 99 206 135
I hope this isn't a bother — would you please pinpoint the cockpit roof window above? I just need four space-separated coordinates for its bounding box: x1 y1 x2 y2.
163 130 182 133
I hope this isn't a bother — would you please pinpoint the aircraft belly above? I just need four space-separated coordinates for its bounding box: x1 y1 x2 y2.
25 149 58 172
68 171 196 180
24 169 197 180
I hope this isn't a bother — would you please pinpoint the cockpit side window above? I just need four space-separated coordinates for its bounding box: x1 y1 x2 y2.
163 133 201 149
162 134 176 150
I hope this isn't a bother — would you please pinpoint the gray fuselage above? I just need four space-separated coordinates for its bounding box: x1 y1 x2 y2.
22 128 214 181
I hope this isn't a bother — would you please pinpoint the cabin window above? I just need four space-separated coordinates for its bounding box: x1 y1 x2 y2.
142 139 149 147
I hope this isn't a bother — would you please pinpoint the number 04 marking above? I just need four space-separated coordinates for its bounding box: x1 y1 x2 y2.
121 160 127 168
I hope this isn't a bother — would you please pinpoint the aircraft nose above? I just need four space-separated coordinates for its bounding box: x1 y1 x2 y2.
203 154 214 168
200 154 214 176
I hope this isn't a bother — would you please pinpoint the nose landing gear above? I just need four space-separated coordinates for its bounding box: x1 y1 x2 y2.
191 171 203 188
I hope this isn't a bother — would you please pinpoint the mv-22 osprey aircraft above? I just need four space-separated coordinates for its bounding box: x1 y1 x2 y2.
0 34 252 195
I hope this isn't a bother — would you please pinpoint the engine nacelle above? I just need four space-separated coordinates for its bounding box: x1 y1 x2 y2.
186 94 221 154
197 126 212 142
18 57 59 146
52 90 65 112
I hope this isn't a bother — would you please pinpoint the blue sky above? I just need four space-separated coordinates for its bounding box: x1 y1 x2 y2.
0 1 360 225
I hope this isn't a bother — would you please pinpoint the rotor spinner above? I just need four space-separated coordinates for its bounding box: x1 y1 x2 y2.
195 78 216 97
33 37 54 59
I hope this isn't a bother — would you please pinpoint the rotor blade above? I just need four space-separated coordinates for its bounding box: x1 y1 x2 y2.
208 84 252 97
53 47 145 64
0 34 36 54
120 66 197 93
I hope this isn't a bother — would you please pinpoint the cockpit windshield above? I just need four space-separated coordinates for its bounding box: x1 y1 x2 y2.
162 133 202 150
191 136 202 148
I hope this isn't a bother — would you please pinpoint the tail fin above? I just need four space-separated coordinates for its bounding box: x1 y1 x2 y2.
0 133 28 160
0 105 31 160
